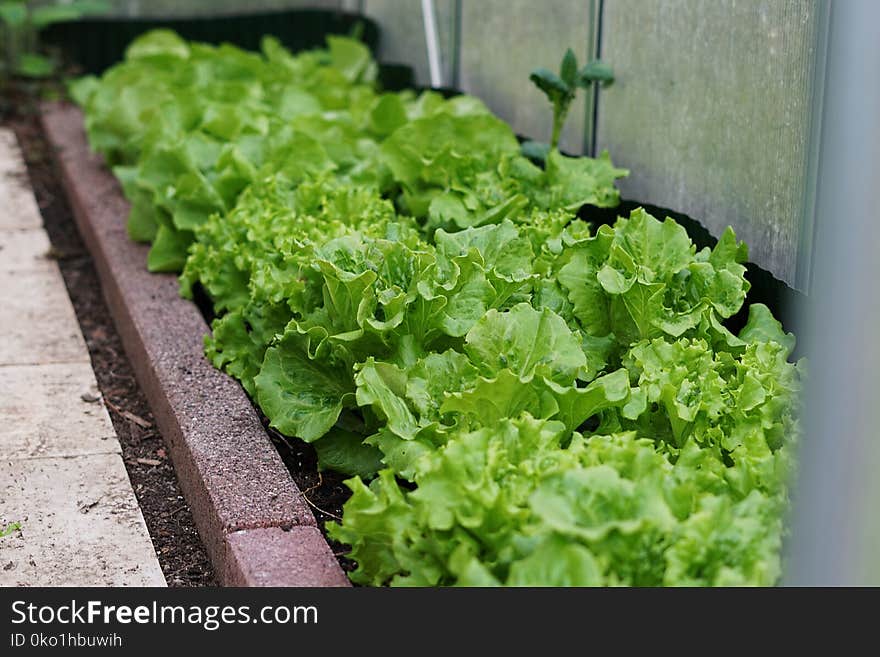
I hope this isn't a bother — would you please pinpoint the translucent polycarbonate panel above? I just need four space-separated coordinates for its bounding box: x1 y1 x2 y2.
786 0 880 586
90 0 341 17
596 0 825 285
459 0 596 154
363 0 457 88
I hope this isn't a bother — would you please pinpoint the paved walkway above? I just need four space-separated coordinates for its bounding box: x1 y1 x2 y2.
0 129 165 586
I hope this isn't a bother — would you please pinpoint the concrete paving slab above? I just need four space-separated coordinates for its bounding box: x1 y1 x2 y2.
0 453 166 586
0 130 43 231
0 265 88 365
0 362 117 459
0 126 165 587
0 228 52 272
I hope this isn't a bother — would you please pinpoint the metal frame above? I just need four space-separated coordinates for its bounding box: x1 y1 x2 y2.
795 0 831 293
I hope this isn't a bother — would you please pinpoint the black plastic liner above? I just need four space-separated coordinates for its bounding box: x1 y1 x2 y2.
43 8 379 75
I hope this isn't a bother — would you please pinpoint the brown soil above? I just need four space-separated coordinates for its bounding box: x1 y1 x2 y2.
4 90 215 587
260 420 356 574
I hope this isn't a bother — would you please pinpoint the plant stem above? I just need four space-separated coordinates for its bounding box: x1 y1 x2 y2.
550 102 569 151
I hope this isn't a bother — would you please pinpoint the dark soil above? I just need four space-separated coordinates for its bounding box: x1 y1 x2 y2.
260 420 356 574
4 87 215 587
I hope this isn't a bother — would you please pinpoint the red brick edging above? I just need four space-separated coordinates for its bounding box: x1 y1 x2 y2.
41 103 350 587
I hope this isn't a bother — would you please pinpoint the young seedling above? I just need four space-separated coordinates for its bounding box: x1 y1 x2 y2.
526 48 613 159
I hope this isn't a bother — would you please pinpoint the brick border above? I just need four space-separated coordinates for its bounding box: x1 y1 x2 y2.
41 103 350 587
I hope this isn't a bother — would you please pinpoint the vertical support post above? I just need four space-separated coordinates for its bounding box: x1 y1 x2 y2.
421 0 444 87
795 0 830 292
785 0 880 585
582 0 603 156
340 0 365 13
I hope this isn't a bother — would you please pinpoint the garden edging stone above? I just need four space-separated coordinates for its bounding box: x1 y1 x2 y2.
41 102 350 587
224 527 350 587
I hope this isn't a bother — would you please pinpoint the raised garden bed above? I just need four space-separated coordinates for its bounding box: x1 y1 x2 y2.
42 29 804 587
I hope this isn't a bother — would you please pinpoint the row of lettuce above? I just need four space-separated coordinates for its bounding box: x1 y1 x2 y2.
72 30 803 586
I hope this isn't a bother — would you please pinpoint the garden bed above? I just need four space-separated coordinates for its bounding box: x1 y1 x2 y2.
42 27 805 587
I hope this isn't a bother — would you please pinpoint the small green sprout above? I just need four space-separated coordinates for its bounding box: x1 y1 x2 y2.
528 48 614 155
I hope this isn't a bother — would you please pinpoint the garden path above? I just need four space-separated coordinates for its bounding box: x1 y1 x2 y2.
0 128 165 586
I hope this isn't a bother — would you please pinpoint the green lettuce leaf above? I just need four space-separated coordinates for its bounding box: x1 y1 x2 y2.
255 329 356 442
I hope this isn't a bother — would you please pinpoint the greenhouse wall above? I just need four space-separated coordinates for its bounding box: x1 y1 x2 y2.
596 0 826 287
